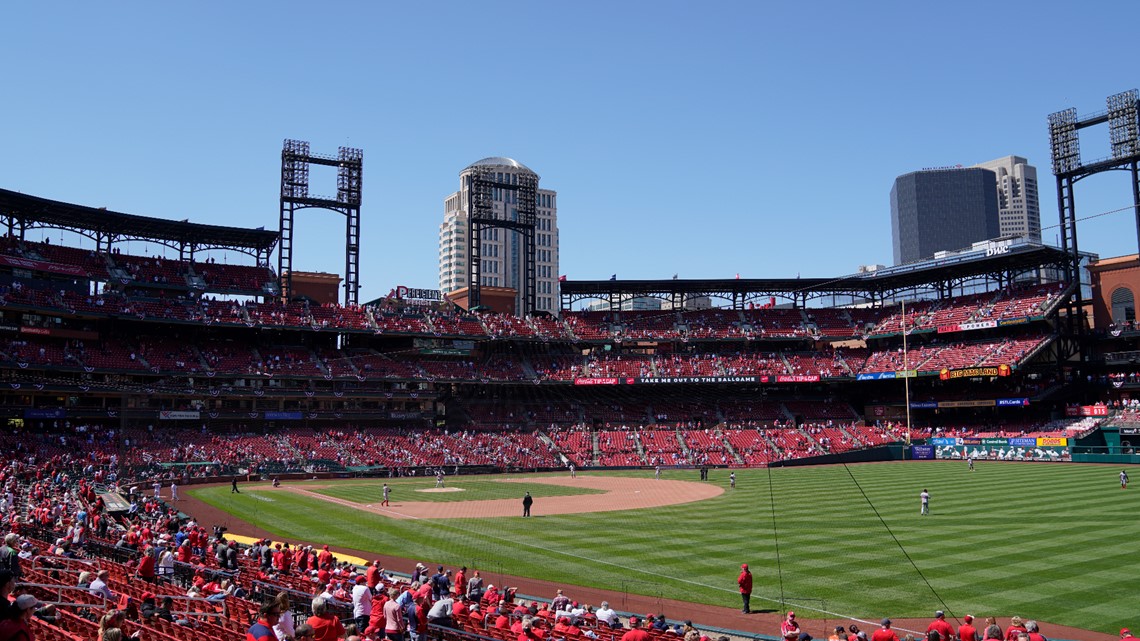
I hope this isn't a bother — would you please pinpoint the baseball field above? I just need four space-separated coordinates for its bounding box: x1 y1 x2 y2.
189 461 1138 635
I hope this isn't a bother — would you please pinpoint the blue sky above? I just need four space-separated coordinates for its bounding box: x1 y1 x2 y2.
3 2 1139 303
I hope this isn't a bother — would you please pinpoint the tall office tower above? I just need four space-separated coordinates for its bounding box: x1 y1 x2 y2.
891 167 1000 265
439 157 559 314
974 155 1042 243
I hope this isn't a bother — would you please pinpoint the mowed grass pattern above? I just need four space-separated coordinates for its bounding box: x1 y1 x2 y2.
191 462 1140 633
311 478 606 503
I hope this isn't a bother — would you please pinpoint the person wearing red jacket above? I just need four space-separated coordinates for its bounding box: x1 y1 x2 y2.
136 547 157 583
737 563 753 614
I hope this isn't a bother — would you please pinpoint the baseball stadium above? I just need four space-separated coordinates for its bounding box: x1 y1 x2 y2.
2 108 1140 641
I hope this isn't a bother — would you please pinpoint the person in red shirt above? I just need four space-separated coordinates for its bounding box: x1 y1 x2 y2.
455 566 467 595
308 597 346 641
366 561 382 590
959 615 978 641
872 619 900 641
782 612 801 640
1005 617 1027 641
519 621 543 641
622 617 651 641
317 545 334 568
1024 621 1046 641
1122 629 1136 641
136 547 157 583
737 564 753 614
927 611 955 641
468 604 485 629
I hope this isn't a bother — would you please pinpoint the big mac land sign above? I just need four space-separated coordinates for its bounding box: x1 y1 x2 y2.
939 364 1012 381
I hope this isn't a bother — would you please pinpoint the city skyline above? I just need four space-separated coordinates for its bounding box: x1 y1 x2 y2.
2 2 1138 305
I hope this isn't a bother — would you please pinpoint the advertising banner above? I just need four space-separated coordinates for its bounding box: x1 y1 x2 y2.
774 374 821 383
0 254 88 277
930 438 960 446
159 411 200 420
996 398 1030 407
857 372 895 381
1065 405 1108 417
638 375 757 384
939 364 1012 380
910 401 939 409
936 320 997 334
264 411 303 420
1037 437 1068 446
910 445 935 459
574 377 620 386
24 408 66 419
982 438 1009 446
938 400 995 408
1008 437 1037 447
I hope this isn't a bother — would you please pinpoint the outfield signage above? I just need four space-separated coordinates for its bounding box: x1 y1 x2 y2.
938 400 998 408
159 411 200 420
771 374 821 383
1065 405 1108 417
1121 427 1140 436
857 370 916 381
938 364 1012 380
0 254 88 277
25 408 66 419
637 375 759 384
996 397 1030 407
1037 437 1068 446
1008 437 1037 447
936 320 997 334
910 401 939 409
910 445 935 459
264 411 303 420
574 377 621 386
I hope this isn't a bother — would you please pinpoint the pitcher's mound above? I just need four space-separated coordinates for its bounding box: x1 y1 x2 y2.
416 487 465 493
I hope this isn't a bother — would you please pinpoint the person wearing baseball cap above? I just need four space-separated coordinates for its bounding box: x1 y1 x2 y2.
873 619 900 641
1121 629 1135 640
622 616 651 641
0 594 42 639
959 615 978 641
782 612 801 639
928 611 955 641
737 563 753 614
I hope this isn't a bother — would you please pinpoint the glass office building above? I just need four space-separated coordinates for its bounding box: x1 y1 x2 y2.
891 167 1000 265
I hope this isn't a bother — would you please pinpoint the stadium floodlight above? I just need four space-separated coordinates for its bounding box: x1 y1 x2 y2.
1107 89 1139 159
1047 108 1081 175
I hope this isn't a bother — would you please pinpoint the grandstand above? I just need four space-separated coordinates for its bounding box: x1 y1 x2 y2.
2 186 1136 641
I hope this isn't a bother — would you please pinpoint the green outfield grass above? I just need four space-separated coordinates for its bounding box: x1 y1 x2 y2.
308 478 606 503
190 462 1139 633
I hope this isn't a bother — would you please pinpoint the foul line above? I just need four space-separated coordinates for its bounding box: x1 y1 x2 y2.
289 487 922 634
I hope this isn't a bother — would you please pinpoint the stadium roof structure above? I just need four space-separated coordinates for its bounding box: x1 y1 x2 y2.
0 187 279 257
560 241 1073 310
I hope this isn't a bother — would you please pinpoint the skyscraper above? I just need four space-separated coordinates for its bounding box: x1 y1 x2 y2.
439 157 559 314
974 155 1042 244
890 167 1000 265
